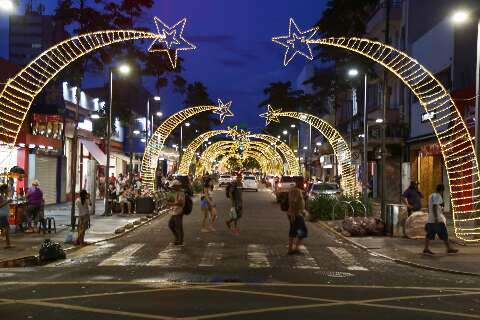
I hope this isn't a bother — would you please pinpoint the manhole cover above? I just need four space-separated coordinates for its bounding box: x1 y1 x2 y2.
316 271 354 278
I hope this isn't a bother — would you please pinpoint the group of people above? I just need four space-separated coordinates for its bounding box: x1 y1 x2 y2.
102 173 143 215
402 181 458 255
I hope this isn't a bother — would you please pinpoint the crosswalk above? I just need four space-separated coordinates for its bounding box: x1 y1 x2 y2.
87 243 370 271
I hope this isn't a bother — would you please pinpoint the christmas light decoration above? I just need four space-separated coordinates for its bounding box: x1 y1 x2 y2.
213 99 234 123
177 129 299 176
141 101 233 191
260 106 356 196
148 17 196 69
273 19 480 241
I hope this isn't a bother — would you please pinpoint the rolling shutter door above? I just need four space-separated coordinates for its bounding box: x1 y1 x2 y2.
35 155 57 205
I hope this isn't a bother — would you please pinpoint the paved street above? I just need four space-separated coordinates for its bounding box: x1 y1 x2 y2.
1 185 479 320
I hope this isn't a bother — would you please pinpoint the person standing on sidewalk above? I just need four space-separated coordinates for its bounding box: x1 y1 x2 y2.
226 175 243 235
287 179 308 255
167 180 185 246
423 184 458 255
76 190 91 246
0 184 12 249
26 180 43 232
402 181 423 216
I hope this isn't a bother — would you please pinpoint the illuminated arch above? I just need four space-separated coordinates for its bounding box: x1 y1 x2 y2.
308 37 480 241
0 29 167 143
219 152 270 173
141 103 233 190
178 130 299 176
260 108 356 196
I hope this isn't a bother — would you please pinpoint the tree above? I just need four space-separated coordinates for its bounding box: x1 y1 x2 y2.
226 157 242 172
243 157 260 171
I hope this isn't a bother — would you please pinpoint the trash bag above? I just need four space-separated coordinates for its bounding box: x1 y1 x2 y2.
342 217 368 237
39 239 66 262
365 217 385 236
405 211 427 239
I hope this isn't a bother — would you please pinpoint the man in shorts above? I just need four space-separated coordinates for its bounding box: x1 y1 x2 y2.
226 175 243 235
423 184 458 255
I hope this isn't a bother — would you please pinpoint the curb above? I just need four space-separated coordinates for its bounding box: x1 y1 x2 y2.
316 220 480 278
0 209 170 267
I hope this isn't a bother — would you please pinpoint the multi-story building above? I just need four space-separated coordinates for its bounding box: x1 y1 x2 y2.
8 4 66 65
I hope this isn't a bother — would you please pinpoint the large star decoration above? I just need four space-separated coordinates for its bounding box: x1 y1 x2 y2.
272 18 319 66
259 105 282 126
226 125 239 139
213 99 234 123
148 17 196 69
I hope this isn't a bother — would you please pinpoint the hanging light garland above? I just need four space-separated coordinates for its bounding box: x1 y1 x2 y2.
272 18 480 241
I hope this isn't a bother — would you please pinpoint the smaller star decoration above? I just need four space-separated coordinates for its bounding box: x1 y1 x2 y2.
148 17 196 69
272 18 319 66
237 129 251 143
259 105 282 126
213 99 234 123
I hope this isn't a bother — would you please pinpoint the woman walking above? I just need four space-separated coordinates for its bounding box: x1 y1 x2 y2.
76 190 91 246
287 180 308 255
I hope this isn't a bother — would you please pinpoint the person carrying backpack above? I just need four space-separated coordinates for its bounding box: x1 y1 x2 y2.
167 180 185 246
226 175 243 235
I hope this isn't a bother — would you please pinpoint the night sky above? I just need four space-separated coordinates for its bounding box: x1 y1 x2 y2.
0 0 327 130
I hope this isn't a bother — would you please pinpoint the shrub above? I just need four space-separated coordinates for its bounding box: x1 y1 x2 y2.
192 180 203 194
308 195 373 221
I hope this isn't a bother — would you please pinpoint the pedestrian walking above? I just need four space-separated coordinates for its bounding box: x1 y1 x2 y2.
26 180 43 232
287 179 308 255
226 175 243 235
105 183 117 216
167 180 185 246
423 184 458 255
0 184 12 249
98 174 106 200
402 181 423 216
76 190 91 246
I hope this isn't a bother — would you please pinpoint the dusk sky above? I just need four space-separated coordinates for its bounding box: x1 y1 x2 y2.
0 0 327 130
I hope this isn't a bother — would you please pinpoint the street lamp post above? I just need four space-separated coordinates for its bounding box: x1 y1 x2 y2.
0 0 15 12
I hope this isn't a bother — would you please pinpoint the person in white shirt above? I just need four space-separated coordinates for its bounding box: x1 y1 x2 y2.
76 190 91 246
423 184 458 255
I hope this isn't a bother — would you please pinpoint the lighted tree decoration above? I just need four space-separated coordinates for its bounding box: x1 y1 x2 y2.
272 18 480 241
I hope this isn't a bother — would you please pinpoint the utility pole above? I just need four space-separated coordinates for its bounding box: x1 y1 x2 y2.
104 70 112 215
70 87 80 230
381 0 391 220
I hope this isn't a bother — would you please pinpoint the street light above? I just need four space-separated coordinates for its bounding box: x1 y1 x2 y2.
156 111 163 117
118 64 131 75
375 118 383 123
282 130 288 135
133 129 140 135
185 122 191 127
180 122 191 153
0 0 15 12
290 124 296 128
90 113 100 119
451 8 480 164
153 96 161 101
348 67 369 214
316 142 322 146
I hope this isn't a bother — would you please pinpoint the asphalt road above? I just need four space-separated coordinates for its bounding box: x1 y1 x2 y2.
1 184 480 320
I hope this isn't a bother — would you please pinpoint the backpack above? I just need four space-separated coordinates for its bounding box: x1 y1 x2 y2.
183 194 193 215
280 196 289 212
226 183 232 198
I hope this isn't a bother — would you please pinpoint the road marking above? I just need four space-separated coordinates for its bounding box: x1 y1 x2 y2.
293 246 320 270
198 242 224 267
98 243 144 266
328 246 369 271
247 244 271 268
147 243 184 266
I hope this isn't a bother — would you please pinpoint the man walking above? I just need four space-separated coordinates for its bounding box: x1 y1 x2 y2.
402 181 423 216
226 175 243 235
168 180 185 246
423 184 458 255
287 180 308 254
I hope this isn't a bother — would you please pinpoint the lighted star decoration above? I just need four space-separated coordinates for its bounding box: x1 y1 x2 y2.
213 99 234 123
259 105 282 126
148 17 196 69
226 125 240 139
237 129 251 143
272 18 319 66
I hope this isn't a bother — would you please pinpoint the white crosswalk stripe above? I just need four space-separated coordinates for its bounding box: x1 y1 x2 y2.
327 246 369 271
98 243 144 266
248 244 271 268
147 243 185 266
293 246 320 270
198 242 224 267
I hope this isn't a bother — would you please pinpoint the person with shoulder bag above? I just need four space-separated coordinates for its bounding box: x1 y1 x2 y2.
167 180 186 246
287 180 308 255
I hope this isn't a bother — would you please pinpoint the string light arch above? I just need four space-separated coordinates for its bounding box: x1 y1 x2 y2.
273 19 480 241
260 107 357 197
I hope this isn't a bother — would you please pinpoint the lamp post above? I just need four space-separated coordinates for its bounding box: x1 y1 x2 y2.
180 122 191 155
104 63 130 215
451 9 480 162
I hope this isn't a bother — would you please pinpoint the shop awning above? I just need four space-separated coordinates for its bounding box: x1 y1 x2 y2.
80 139 106 166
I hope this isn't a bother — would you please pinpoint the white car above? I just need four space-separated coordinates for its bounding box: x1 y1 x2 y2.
218 174 232 187
242 176 258 191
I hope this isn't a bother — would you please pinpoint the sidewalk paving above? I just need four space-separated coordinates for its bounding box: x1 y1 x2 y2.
0 200 164 265
321 221 480 276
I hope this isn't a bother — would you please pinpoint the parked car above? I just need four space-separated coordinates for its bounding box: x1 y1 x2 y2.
218 174 232 187
307 182 341 200
242 175 258 191
275 176 306 202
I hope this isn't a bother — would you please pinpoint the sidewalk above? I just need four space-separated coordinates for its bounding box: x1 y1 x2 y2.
320 221 480 276
0 200 166 266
